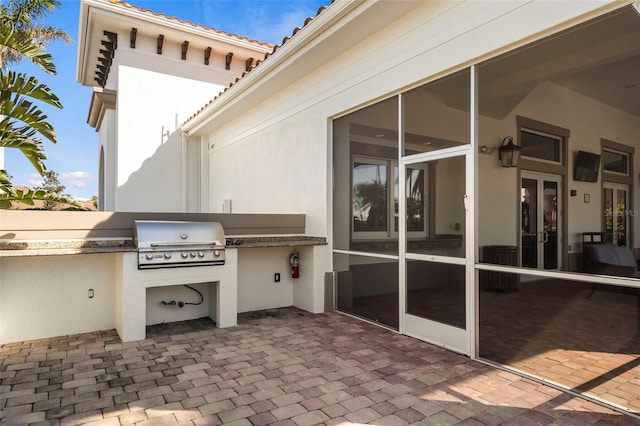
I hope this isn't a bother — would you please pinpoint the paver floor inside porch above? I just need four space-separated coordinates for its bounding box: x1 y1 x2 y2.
1 308 639 426
345 278 640 416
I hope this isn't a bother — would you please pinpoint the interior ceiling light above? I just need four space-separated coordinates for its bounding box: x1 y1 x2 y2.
375 133 385 138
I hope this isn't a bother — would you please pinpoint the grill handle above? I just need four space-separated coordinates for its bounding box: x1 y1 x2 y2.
149 242 224 248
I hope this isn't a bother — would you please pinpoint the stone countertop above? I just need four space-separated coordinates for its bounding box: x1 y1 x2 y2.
0 236 327 257
225 236 326 248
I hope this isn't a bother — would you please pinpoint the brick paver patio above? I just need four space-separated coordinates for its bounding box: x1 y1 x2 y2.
1 307 639 425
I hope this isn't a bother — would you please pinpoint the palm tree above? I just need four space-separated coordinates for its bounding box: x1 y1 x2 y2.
0 0 77 208
353 180 387 231
0 0 71 69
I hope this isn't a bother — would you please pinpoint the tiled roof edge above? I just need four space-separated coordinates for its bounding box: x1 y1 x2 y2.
107 0 274 49
182 1 333 127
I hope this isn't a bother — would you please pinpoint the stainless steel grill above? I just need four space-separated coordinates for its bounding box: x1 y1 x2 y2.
134 220 226 269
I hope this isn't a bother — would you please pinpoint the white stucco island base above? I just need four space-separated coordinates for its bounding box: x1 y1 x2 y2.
115 250 238 342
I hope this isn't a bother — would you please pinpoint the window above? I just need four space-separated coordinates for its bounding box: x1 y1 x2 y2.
602 148 629 175
352 156 427 239
521 128 562 164
353 157 388 236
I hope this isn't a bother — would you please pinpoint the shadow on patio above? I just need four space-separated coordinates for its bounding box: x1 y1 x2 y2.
1 307 639 425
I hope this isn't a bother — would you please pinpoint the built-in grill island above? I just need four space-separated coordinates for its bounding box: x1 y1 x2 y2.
134 220 226 269
117 220 238 342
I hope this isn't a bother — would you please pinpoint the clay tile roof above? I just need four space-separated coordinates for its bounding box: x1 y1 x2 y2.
106 0 274 49
182 1 333 126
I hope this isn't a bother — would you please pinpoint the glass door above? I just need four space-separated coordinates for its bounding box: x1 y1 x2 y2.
603 182 629 247
521 172 562 270
401 147 469 354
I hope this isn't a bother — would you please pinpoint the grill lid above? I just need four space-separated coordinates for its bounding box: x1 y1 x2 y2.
134 220 226 269
134 220 225 249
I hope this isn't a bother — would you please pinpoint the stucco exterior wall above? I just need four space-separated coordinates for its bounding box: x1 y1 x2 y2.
237 248 294 313
0 246 316 344
115 64 224 212
0 254 116 344
99 110 117 211
194 0 620 311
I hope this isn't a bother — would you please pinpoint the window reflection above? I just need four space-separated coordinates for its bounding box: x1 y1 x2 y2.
353 161 388 234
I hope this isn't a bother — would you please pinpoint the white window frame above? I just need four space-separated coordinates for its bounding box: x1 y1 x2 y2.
352 155 390 239
392 162 428 239
352 155 428 240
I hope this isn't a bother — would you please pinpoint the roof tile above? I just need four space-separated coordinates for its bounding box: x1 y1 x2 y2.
183 1 333 125
106 0 274 48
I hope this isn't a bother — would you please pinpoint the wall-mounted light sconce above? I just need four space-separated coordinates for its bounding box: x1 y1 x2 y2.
478 145 496 155
498 136 521 168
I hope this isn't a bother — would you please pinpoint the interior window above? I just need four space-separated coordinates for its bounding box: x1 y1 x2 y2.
602 149 629 175
352 157 388 236
353 156 427 239
521 129 562 163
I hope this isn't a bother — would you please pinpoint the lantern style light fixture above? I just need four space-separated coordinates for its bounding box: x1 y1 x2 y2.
498 136 521 168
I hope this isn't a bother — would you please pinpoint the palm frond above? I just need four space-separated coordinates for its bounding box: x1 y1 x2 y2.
3 0 60 27
0 120 47 174
0 187 81 210
0 24 56 74
30 25 73 43
0 70 61 107
0 170 12 190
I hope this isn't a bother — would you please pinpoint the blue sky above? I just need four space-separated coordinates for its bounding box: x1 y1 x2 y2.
6 0 327 201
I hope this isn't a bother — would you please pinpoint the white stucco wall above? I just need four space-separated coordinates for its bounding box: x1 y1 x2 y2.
99 110 117 211
114 64 225 212
0 248 305 344
237 247 293 313
194 0 622 311
0 254 116 344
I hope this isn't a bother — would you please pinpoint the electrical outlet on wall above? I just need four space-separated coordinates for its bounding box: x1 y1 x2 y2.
274 273 280 282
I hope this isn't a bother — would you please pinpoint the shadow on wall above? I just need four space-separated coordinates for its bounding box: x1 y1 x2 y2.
118 129 185 212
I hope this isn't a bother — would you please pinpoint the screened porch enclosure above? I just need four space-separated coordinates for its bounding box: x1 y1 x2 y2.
332 4 640 414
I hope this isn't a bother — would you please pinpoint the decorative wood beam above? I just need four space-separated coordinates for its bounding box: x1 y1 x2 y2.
103 31 117 49
245 57 253 72
99 49 114 59
225 52 233 70
181 41 189 60
204 47 212 65
101 40 114 51
130 28 137 49
157 34 164 54
97 56 112 67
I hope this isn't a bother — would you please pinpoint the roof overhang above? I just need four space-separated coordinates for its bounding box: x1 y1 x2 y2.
87 87 117 130
76 0 274 87
181 0 427 135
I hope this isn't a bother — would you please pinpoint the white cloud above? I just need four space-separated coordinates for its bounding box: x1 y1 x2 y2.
60 171 94 188
27 174 43 187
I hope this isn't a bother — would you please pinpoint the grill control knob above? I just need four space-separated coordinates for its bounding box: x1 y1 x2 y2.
190 252 196 258
197 251 205 258
163 253 172 259
145 253 153 260
181 252 188 259
214 250 221 257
